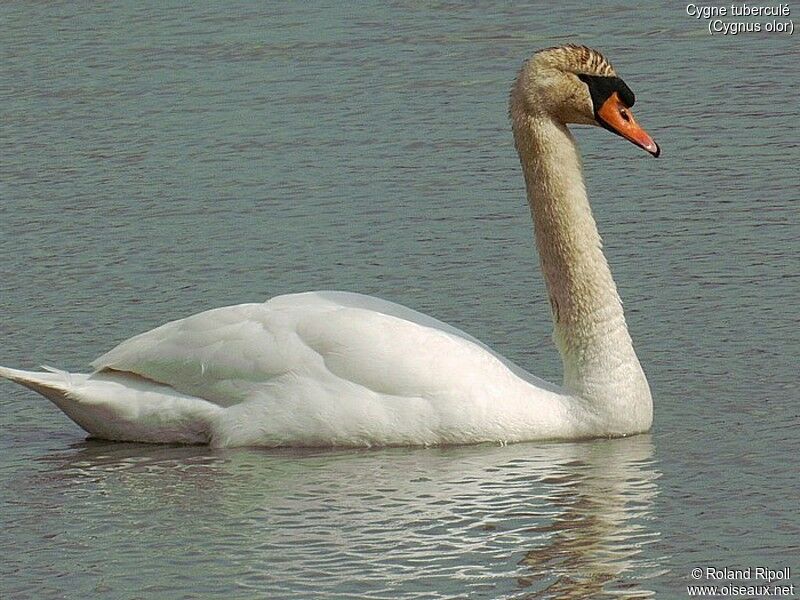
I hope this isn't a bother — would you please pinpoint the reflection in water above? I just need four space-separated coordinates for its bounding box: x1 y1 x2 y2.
517 437 662 599
16 436 661 599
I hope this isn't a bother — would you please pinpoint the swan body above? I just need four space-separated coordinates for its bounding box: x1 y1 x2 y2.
1 45 659 447
2 291 596 446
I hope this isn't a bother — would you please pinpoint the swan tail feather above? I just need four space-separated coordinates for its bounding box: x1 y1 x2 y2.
0 365 80 401
0 365 221 444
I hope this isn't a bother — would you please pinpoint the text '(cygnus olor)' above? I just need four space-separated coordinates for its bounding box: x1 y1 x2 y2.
1 45 660 447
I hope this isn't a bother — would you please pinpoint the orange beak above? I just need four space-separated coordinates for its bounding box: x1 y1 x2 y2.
597 92 660 157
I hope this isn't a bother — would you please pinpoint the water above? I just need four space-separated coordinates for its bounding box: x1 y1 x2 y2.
1 2 797 598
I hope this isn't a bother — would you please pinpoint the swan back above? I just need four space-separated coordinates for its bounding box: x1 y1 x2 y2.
92 292 562 401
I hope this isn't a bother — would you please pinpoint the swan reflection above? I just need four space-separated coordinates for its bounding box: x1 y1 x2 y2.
517 435 661 599
37 436 660 599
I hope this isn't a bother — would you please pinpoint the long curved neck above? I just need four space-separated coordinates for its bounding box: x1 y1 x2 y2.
512 109 651 429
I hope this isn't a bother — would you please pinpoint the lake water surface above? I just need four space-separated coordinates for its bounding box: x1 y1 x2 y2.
1 2 797 598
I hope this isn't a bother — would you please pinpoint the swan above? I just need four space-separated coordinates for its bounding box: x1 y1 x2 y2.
0 45 660 447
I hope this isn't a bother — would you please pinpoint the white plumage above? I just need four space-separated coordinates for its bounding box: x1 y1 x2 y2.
2 291 582 446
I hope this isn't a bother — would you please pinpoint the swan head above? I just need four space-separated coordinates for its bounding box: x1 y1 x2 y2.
511 44 659 157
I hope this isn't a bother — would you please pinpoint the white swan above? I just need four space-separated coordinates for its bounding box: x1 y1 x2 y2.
0 45 660 447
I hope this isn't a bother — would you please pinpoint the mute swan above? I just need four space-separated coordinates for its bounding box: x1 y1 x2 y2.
1 45 659 447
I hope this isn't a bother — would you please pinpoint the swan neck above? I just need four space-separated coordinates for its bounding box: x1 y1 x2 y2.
512 109 651 426
518 116 617 331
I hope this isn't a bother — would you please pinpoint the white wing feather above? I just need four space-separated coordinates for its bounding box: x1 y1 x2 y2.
91 291 555 409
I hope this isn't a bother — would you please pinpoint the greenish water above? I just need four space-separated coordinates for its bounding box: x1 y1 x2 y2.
1 2 797 598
